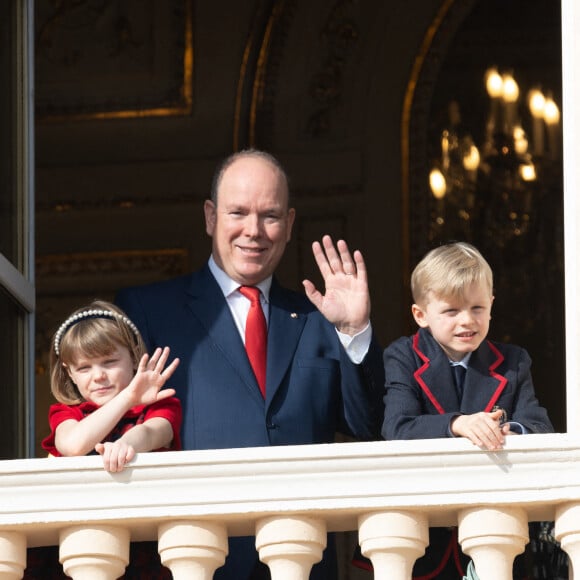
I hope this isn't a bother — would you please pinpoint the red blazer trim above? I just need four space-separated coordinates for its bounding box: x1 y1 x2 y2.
351 529 464 578
412 333 445 415
413 528 464 580
412 334 508 416
483 340 508 411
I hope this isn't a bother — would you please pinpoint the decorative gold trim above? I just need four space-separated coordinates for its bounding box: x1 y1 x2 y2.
234 8 260 151
37 0 194 123
36 249 189 281
234 1 287 150
400 0 456 289
234 52 251 151
250 3 284 147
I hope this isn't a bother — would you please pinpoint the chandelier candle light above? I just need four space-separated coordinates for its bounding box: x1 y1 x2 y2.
428 66 561 244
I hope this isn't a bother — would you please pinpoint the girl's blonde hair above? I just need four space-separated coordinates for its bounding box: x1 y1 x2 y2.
411 242 493 307
49 300 146 405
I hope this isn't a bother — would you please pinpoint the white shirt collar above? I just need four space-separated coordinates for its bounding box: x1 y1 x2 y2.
450 351 472 368
208 255 272 301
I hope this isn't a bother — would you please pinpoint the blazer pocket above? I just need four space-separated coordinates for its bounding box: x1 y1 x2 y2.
296 357 339 371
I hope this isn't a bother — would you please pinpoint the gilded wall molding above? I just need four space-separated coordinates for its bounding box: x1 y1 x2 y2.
36 193 202 214
400 0 476 277
234 0 296 150
234 0 362 148
36 249 188 285
36 0 194 121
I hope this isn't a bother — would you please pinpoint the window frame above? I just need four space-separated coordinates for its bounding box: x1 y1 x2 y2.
0 0 35 458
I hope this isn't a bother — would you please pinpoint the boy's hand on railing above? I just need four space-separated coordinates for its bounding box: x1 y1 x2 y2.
450 409 506 450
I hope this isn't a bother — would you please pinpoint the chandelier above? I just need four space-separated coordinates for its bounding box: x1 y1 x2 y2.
428 67 561 247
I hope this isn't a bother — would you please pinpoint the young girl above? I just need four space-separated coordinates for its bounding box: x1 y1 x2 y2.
41 299 182 470
27 300 182 579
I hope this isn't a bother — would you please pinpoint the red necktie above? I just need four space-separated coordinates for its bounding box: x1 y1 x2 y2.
239 286 267 397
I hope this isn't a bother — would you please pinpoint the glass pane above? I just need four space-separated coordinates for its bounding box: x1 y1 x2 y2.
0 0 34 458
0 288 24 458
0 2 16 262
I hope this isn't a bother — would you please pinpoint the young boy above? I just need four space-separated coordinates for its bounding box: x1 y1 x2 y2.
382 241 554 578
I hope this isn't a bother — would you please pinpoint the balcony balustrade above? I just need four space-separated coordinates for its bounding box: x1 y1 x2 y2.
0 433 578 579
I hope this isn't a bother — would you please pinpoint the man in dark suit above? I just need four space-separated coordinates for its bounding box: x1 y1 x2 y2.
116 149 384 579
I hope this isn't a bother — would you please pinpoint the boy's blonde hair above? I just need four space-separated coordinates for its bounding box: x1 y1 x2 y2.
411 242 493 306
49 300 146 405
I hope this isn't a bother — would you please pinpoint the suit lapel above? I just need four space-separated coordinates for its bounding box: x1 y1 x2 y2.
413 330 459 413
413 329 508 414
185 267 265 403
464 341 508 413
265 281 307 405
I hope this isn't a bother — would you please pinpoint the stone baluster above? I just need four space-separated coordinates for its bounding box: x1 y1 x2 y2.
555 502 580 579
0 531 26 579
59 525 130 580
157 520 228 579
458 507 528 580
358 510 428 580
255 516 326 579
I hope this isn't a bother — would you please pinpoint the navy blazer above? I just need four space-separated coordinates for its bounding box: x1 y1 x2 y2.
117 264 384 579
383 327 553 441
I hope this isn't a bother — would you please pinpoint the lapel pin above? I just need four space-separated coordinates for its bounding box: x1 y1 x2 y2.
291 312 298 318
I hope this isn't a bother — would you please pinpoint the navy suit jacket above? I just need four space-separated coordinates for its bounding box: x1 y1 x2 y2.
116 264 384 579
383 327 553 441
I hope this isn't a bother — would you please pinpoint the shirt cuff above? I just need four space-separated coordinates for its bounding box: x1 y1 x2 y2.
447 414 462 437
505 421 527 434
336 322 372 364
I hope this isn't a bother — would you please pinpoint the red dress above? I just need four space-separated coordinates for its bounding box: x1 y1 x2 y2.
41 397 182 455
27 397 183 579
